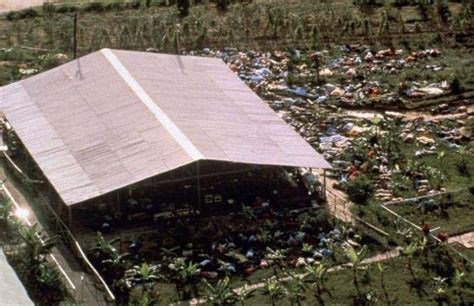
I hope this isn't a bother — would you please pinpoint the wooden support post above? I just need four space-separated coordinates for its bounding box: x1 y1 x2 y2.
68 205 72 229
73 13 78 59
323 169 327 200
197 161 202 213
116 191 120 214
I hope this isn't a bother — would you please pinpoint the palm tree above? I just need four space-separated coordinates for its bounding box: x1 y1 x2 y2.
343 245 368 288
400 241 418 278
35 261 64 302
89 232 121 265
0 200 19 238
303 262 330 305
202 277 237 306
126 262 162 285
102 251 130 280
432 276 448 304
168 257 201 299
125 263 163 305
264 278 285 306
285 271 307 306
16 224 64 303
377 263 390 303
234 284 256 306
265 247 288 278
89 232 130 284
17 223 58 275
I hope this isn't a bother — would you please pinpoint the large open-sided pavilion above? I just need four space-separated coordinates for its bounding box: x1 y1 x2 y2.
0 49 331 233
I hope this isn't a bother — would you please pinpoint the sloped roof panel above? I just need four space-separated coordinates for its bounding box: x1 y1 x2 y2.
114 50 331 170
0 49 331 206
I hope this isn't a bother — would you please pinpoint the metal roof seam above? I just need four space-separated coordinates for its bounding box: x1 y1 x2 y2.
101 48 204 161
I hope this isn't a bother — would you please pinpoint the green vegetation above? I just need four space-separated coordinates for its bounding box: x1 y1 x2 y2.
244 237 474 305
347 175 374 205
0 199 68 305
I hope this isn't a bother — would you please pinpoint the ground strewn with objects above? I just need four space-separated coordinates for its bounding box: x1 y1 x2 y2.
0 1 473 305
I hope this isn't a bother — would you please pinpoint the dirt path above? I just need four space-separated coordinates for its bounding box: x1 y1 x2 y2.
449 232 474 249
325 177 354 224
345 105 473 122
0 0 46 14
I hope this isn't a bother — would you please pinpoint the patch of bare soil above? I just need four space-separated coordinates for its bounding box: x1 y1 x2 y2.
0 0 45 14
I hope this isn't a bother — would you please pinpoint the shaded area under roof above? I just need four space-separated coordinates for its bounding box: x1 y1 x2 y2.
0 49 331 206
0 248 34 306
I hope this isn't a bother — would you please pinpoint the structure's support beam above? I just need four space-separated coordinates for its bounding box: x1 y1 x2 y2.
197 161 202 212
116 191 120 215
323 169 327 200
68 206 72 228
154 165 261 186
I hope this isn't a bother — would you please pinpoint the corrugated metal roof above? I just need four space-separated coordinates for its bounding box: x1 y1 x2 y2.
0 249 34 306
0 49 331 206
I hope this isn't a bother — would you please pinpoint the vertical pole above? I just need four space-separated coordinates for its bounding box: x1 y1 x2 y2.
116 190 120 217
323 169 327 199
73 13 78 59
68 205 72 228
175 24 181 54
197 161 202 213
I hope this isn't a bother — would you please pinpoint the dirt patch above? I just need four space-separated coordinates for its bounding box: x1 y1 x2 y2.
0 0 45 14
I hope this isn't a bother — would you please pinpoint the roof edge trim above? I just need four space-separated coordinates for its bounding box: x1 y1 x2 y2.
101 48 203 161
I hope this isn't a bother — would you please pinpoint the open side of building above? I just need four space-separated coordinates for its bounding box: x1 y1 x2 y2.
0 49 331 231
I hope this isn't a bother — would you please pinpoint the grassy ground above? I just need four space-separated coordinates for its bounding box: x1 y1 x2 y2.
241 255 474 305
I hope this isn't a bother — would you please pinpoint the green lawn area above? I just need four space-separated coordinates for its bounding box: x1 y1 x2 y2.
356 190 473 247
147 253 474 305
389 190 474 236
243 255 474 305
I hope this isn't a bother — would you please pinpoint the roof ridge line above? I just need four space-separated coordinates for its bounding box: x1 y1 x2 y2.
101 49 203 161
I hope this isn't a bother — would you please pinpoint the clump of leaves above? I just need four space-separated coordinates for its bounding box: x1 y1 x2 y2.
347 175 373 205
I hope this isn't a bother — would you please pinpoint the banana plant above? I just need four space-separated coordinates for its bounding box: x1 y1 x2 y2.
102 251 130 280
89 232 121 264
264 278 285 306
265 247 288 277
343 245 368 288
400 241 419 278
0 200 19 239
432 276 449 304
125 262 162 286
35 261 64 302
301 243 314 255
303 262 330 303
17 223 59 275
377 263 390 303
168 257 201 299
124 262 163 304
202 277 237 306
285 271 307 306
225 249 248 265
235 284 256 306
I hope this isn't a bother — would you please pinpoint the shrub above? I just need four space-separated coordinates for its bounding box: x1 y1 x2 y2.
82 2 105 13
54 5 79 14
177 0 190 17
216 0 229 11
347 175 373 205
450 76 463 94
42 3 56 15
6 8 38 21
